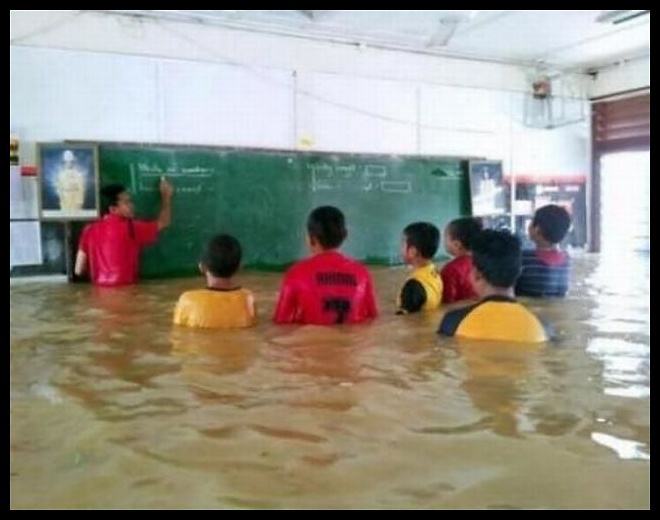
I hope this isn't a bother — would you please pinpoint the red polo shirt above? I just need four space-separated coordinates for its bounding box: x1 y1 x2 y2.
273 250 378 325
79 214 159 287
440 254 478 303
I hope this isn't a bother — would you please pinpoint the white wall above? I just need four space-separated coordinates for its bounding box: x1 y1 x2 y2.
159 60 294 147
10 11 592 270
10 44 589 180
10 11 591 178
10 48 160 144
9 11 532 91
295 71 418 154
589 56 650 99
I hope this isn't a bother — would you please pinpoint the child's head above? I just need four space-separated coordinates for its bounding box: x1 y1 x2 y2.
200 234 242 279
401 222 440 264
444 217 483 256
101 184 134 218
471 229 522 294
528 204 571 246
306 206 347 251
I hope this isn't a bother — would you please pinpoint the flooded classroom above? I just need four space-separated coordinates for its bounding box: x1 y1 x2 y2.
10 10 649 510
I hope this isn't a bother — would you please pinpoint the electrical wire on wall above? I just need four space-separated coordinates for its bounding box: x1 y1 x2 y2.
153 18 496 136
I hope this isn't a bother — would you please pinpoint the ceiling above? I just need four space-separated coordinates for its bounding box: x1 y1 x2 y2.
105 10 650 72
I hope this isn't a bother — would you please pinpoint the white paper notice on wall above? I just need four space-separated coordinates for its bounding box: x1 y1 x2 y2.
10 166 39 219
10 221 42 267
513 199 533 215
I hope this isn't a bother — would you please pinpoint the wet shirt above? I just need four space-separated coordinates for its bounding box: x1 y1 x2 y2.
438 295 551 343
273 250 378 325
440 255 478 303
397 263 443 314
173 288 256 329
515 249 570 297
79 214 159 287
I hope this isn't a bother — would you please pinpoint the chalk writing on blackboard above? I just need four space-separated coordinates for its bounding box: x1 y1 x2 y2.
309 163 403 193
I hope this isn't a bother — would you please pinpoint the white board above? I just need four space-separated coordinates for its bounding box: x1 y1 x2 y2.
10 166 38 219
10 221 42 267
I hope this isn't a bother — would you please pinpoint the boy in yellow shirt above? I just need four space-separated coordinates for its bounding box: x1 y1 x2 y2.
173 234 256 328
438 229 551 343
397 222 443 314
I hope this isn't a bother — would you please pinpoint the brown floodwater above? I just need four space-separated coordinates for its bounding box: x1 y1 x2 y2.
10 252 649 509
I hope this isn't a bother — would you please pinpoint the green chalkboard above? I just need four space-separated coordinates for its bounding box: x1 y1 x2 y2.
99 145 471 278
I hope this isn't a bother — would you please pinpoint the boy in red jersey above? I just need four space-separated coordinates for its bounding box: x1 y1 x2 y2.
440 217 483 303
273 206 378 325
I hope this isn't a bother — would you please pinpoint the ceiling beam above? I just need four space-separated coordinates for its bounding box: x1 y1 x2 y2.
452 10 515 37
536 18 650 63
298 11 316 21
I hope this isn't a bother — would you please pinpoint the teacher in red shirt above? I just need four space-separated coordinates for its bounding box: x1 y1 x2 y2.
74 178 173 286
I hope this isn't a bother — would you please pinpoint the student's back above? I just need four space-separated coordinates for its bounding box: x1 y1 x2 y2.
273 206 378 325
515 249 570 297
440 217 483 303
397 222 443 314
173 234 256 329
174 288 255 329
439 294 549 343
438 229 552 344
515 204 571 298
274 250 377 325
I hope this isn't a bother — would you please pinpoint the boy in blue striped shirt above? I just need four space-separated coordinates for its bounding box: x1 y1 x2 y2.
515 204 571 298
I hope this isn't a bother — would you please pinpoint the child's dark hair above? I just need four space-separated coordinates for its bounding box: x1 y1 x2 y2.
446 217 483 251
532 204 571 244
307 206 347 249
100 184 126 214
201 234 242 278
403 222 440 259
471 229 522 288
